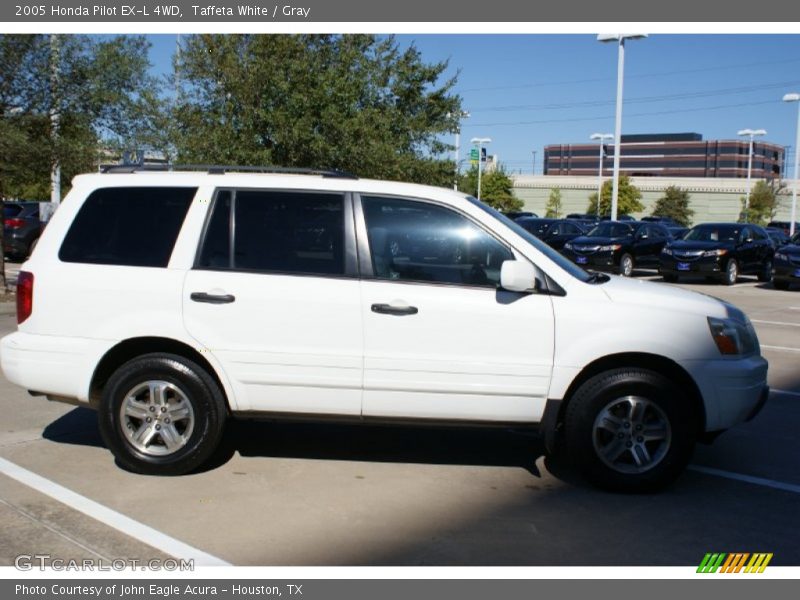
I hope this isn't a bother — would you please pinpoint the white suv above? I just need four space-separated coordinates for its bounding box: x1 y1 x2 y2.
0 166 769 491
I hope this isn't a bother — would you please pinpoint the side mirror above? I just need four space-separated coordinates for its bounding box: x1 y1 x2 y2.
638 233 649 240
500 260 538 293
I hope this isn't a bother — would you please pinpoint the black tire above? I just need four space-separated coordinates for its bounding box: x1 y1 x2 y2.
722 259 738 286
662 273 678 283
757 259 773 283
619 253 634 277
564 368 698 492
98 353 227 475
773 279 790 290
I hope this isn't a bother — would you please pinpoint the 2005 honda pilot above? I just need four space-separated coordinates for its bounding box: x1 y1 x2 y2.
0 166 769 491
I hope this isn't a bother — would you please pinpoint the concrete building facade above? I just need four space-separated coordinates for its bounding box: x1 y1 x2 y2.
511 174 797 224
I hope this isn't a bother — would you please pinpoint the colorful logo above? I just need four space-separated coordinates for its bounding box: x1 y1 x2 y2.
697 553 773 573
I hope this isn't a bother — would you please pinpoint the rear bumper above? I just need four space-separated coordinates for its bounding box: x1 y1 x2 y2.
679 354 769 431
0 332 110 404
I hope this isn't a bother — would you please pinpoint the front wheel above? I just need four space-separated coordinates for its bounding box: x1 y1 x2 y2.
722 259 738 286
564 368 697 492
619 254 634 277
98 353 227 475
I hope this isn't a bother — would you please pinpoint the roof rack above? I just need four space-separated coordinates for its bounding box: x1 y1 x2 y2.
98 164 358 179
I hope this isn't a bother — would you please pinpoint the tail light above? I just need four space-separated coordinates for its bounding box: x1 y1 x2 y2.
17 271 33 324
5 218 25 229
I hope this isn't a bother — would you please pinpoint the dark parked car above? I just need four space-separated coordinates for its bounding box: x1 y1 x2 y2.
659 223 774 286
3 201 43 260
561 221 671 277
667 226 689 240
504 211 537 221
767 221 800 236
516 218 586 251
600 214 635 221
765 227 791 248
565 213 599 230
773 232 800 290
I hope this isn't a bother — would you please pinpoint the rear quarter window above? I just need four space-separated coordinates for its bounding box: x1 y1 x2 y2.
59 187 197 267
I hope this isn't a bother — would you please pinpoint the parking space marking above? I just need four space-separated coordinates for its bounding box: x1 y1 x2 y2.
760 344 800 353
689 465 800 495
0 457 231 566
752 319 800 327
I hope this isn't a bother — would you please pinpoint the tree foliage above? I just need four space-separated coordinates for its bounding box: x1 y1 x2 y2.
459 166 523 213
173 34 461 186
651 186 694 226
0 34 160 200
545 188 562 218
740 180 784 225
586 175 644 217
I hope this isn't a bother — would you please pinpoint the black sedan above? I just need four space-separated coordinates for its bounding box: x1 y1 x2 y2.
561 221 671 277
659 223 774 286
516 218 586 251
773 232 800 290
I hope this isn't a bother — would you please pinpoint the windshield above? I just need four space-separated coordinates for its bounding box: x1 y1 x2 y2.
587 223 634 238
685 225 740 243
466 196 591 283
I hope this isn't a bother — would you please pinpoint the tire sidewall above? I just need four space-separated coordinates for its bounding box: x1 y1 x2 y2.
565 369 697 492
724 259 738 285
620 254 634 277
98 354 226 475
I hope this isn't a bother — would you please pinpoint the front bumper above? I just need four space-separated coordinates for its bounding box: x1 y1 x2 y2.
562 249 618 271
680 354 769 432
772 261 800 281
660 255 724 276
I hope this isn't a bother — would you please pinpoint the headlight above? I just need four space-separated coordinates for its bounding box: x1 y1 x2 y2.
564 242 573 250
598 244 622 252
702 249 728 257
661 247 673 255
707 316 758 356
775 251 788 261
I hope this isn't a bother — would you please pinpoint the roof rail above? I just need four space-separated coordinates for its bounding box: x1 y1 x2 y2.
98 164 358 179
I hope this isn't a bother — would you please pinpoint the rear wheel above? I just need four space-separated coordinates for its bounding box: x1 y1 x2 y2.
564 368 697 492
722 259 738 286
619 254 634 277
98 353 227 475
757 259 773 283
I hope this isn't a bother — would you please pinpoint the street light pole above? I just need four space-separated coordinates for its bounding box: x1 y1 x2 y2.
448 110 470 191
784 93 800 236
598 34 647 221
591 133 613 217
471 137 492 201
737 128 767 217
532 150 537 175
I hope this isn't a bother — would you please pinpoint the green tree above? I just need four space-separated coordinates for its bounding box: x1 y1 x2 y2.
740 180 784 225
459 166 524 213
173 34 461 186
545 188 562 218
651 186 694 226
586 175 644 217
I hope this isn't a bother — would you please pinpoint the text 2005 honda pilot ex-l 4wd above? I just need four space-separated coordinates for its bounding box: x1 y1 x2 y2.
0 166 769 492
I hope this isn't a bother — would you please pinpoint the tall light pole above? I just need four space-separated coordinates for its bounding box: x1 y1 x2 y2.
532 150 537 175
591 133 614 217
597 34 647 221
784 93 800 236
448 110 470 191
471 137 492 201
737 128 767 217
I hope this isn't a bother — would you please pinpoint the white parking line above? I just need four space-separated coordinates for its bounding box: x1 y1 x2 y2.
752 319 800 327
761 344 800 353
689 465 800 495
0 457 231 566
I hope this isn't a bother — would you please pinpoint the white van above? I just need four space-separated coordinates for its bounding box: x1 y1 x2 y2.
0 166 769 491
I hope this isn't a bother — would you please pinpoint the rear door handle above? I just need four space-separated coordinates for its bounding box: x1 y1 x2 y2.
190 292 236 304
371 303 418 316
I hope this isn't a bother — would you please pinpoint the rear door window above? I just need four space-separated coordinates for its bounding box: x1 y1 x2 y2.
59 187 196 267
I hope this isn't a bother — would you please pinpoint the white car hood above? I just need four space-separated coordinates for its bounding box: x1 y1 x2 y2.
599 275 735 320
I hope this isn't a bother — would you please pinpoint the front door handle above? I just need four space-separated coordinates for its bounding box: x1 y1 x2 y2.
190 292 236 304
371 303 418 316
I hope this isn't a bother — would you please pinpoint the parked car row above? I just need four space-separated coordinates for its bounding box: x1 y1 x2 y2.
514 214 793 288
3 201 44 260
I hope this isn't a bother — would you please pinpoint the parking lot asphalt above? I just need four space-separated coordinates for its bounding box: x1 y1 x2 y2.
0 272 799 567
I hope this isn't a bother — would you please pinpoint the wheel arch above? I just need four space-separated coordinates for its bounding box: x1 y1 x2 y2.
89 337 233 412
548 352 706 448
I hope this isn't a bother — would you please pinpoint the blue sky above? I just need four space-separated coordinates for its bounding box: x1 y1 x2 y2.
145 34 800 176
